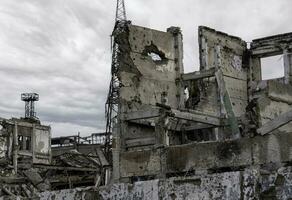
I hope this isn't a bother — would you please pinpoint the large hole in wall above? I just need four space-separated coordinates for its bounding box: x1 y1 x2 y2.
185 129 216 142
18 135 31 151
261 55 284 80
148 52 162 62
142 43 168 65
184 81 201 109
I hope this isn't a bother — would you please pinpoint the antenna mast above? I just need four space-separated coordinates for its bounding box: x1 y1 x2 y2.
104 0 128 156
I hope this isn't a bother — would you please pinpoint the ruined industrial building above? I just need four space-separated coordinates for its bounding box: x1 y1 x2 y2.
1 9 292 200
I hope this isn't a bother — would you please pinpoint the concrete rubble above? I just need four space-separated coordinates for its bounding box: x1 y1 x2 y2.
0 117 109 199
1 21 292 199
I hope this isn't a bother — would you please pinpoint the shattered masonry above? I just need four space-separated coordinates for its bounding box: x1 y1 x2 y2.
1 22 292 199
104 23 292 199
0 117 110 199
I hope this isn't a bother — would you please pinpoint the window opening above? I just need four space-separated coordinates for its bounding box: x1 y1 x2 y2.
261 55 284 80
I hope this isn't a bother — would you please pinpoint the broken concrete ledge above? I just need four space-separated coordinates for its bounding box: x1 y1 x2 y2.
120 131 292 178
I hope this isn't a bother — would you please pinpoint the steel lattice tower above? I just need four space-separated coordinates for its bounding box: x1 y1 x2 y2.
115 0 127 22
104 0 128 156
21 93 39 119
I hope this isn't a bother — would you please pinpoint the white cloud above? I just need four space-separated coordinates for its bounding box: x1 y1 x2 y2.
45 121 103 137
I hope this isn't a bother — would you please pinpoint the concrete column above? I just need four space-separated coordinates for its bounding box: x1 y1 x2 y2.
155 110 168 146
250 58 262 82
167 27 185 110
200 37 209 70
13 122 18 174
112 122 120 183
32 124 36 163
284 49 292 84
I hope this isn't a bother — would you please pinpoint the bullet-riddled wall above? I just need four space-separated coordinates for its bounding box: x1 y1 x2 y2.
113 24 184 181
112 23 292 184
118 25 183 109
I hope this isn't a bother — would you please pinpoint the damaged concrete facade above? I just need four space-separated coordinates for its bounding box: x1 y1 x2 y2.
0 117 109 199
102 22 292 199
0 118 51 166
1 22 292 200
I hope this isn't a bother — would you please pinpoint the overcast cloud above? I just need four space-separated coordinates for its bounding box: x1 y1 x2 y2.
0 0 291 136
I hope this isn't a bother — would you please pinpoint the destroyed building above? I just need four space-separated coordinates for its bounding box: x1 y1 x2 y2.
1 9 292 200
0 95 109 199
1 22 292 199
98 22 292 199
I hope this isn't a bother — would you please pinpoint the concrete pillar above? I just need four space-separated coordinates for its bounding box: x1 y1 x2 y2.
284 49 292 84
155 110 168 146
13 122 18 174
167 27 185 110
111 122 120 183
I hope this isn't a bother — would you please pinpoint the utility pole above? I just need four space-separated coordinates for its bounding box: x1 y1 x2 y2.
104 0 128 157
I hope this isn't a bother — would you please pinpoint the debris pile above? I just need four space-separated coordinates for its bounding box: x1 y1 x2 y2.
0 118 109 199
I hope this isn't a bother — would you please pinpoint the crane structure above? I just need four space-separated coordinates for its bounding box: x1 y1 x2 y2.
105 0 128 156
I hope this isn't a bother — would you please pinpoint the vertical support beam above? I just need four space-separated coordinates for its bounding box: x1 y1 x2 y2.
105 168 111 185
198 27 209 70
32 124 36 163
22 135 26 150
167 27 184 109
48 126 52 164
247 52 253 100
154 109 168 179
159 148 167 179
112 122 120 183
155 110 170 146
284 49 292 84
8 126 13 160
25 101 29 118
13 122 18 174
251 57 262 82
214 46 223 117
248 56 261 103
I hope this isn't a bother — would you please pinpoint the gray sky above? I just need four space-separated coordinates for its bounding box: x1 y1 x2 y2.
0 0 291 136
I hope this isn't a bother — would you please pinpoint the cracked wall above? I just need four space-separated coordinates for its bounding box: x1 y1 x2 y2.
196 26 248 118
113 24 184 181
118 25 182 109
118 131 292 179
108 23 292 200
